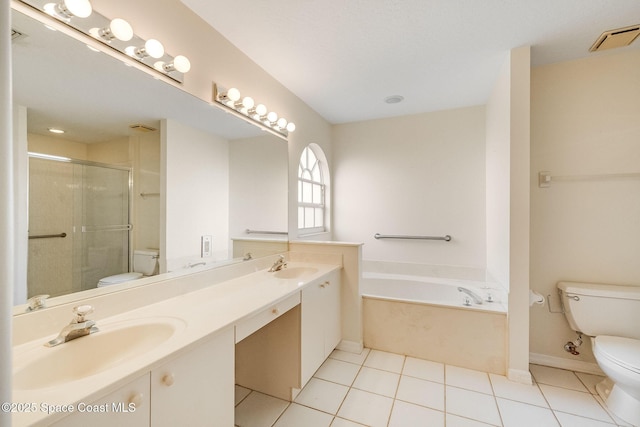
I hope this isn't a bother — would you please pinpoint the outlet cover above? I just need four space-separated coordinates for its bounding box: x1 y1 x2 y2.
201 235 212 257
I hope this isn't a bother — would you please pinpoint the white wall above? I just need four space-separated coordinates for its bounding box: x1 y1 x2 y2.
13 106 28 304
162 119 230 271
530 49 640 368
485 58 511 289
485 46 531 383
332 106 486 268
229 135 288 239
132 131 161 252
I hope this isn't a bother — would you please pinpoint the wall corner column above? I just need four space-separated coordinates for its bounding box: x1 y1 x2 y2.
1 0 14 421
508 45 532 383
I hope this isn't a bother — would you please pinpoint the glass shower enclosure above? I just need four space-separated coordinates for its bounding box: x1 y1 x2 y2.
28 154 132 298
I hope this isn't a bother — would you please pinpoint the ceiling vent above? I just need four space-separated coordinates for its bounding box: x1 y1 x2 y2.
129 124 157 132
590 24 640 52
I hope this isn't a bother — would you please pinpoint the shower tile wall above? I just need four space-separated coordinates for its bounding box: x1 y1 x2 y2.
28 158 75 297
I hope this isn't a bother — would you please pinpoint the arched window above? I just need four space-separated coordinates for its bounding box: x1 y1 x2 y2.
298 145 326 234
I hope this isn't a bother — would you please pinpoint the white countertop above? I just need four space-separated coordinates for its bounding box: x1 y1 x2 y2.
12 261 341 426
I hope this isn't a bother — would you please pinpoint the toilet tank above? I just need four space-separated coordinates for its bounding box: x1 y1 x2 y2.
133 250 159 275
558 281 640 340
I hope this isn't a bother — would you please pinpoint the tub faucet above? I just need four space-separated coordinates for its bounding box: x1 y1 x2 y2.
268 255 287 272
45 305 99 347
458 287 483 305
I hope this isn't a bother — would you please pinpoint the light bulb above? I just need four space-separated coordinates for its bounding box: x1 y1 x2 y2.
44 0 92 19
255 104 267 116
43 3 57 16
241 96 254 109
110 18 133 41
144 39 164 59
277 117 288 129
89 18 133 42
267 111 278 123
226 88 241 102
63 0 92 18
173 55 191 73
124 45 137 57
286 122 296 132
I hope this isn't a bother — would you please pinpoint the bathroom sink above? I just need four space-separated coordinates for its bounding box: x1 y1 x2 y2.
274 267 319 279
13 317 185 390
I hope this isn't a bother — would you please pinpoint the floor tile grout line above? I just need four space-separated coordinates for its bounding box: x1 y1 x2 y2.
268 401 291 427
536 380 619 425
552 408 621 426
486 372 505 427
234 388 252 408
384 354 406 427
329 350 368 425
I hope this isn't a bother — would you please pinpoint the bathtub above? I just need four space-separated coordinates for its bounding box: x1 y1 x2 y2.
360 271 508 375
360 272 507 313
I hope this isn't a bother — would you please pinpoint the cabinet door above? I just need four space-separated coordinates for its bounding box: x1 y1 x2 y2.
51 373 150 427
151 327 234 427
301 280 326 385
301 271 342 386
323 271 342 357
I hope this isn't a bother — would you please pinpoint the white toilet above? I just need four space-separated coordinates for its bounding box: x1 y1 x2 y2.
558 281 640 426
97 249 159 287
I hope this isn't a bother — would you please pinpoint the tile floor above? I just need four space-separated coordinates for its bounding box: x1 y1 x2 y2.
235 348 635 427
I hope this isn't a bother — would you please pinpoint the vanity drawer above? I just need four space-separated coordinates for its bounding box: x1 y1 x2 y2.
235 292 301 343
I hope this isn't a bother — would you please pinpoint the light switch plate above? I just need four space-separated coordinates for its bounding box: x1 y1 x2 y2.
201 235 212 257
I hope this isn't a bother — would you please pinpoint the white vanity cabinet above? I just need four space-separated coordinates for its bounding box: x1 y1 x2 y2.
301 270 341 385
51 373 150 427
150 326 235 427
50 327 235 427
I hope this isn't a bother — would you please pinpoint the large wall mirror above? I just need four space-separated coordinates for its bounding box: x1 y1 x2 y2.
12 6 288 312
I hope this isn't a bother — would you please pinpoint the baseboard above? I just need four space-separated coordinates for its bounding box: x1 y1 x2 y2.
508 368 532 385
336 339 364 354
530 352 604 375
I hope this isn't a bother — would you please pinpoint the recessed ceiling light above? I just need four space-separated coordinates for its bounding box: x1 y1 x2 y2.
48 127 65 134
384 95 404 104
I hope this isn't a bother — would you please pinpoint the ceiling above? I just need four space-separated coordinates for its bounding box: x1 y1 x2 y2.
180 0 640 124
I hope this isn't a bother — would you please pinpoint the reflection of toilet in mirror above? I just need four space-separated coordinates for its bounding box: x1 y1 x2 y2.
558 281 640 426
97 250 159 287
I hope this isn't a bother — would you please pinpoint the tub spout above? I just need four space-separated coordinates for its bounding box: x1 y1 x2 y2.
458 287 483 305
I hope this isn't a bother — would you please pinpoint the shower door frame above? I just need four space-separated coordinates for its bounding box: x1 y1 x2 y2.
27 152 133 294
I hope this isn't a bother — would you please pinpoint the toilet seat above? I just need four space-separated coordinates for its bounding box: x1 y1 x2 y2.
594 336 640 375
97 272 143 287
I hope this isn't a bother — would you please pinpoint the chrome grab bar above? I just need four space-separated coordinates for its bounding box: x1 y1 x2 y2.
29 232 67 239
374 233 452 242
140 192 160 198
82 224 133 232
245 229 288 235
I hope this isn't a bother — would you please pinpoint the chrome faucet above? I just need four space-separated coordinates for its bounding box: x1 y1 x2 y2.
458 287 483 305
26 294 49 312
268 255 287 272
45 305 99 347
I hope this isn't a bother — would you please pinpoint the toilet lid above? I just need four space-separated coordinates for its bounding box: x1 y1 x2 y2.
98 272 142 285
594 336 640 374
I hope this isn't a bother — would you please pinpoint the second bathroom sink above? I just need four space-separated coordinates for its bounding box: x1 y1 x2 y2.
273 267 319 279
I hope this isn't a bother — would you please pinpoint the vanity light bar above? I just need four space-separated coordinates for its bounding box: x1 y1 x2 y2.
17 0 191 83
213 83 296 138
